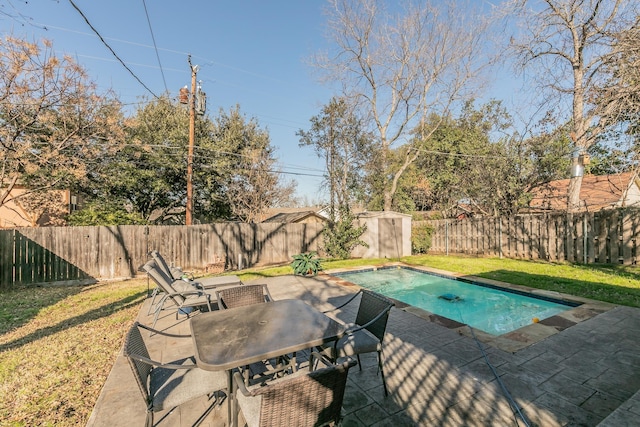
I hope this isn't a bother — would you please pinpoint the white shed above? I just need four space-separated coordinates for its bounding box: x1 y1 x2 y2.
351 211 412 259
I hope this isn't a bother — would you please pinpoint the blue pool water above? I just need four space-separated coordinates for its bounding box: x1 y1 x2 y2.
334 267 576 336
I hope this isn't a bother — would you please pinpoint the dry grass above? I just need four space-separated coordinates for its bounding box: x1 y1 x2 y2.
0 280 147 426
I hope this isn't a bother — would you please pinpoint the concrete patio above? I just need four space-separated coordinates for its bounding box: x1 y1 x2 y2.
87 273 640 426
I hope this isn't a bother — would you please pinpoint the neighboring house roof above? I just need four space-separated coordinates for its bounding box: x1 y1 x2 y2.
529 172 640 212
262 210 327 224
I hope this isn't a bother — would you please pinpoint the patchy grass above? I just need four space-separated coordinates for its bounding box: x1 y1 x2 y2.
0 280 147 426
3 255 640 425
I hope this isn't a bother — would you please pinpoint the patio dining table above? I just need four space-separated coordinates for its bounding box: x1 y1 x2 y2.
190 298 346 426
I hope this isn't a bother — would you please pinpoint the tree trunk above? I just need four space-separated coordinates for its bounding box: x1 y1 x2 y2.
567 175 583 212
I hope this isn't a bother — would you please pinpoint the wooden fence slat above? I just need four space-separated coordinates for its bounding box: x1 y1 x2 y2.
4 209 640 288
0 230 14 288
422 207 640 265
622 210 633 265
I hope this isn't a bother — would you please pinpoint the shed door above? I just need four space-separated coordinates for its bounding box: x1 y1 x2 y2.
378 218 403 259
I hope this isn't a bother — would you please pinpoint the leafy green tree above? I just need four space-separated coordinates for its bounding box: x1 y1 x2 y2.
80 96 237 224
297 97 372 214
213 106 295 223
298 98 371 257
410 101 570 216
586 140 633 176
594 18 640 159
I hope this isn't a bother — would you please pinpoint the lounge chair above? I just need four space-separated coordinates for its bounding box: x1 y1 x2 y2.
317 289 395 396
123 321 227 427
233 358 357 427
140 260 214 328
149 250 242 289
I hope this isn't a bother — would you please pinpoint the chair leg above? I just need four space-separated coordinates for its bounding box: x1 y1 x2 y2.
151 301 164 330
378 350 389 397
193 392 221 427
147 287 160 315
146 411 153 427
356 354 362 371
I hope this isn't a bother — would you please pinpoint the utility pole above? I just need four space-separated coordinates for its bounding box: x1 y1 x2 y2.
186 55 198 225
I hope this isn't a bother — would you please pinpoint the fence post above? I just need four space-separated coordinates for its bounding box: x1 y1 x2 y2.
499 218 503 259
445 220 449 256
583 214 588 264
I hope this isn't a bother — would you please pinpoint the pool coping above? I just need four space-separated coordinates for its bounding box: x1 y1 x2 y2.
321 262 616 353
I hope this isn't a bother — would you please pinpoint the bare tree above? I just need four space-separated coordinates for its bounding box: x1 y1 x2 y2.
0 36 124 211
225 147 296 223
595 16 640 143
314 0 489 211
505 0 637 211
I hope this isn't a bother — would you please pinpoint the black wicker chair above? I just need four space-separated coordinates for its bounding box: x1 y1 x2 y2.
233 358 357 427
123 322 227 427
215 284 273 309
318 289 395 395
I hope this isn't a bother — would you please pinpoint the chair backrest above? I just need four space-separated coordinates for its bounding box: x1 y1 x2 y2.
355 290 394 342
253 359 356 427
215 284 271 309
150 250 180 280
141 260 187 307
123 322 153 404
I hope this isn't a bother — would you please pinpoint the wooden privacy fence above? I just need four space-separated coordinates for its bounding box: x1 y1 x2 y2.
426 208 640 265
0 222 323 288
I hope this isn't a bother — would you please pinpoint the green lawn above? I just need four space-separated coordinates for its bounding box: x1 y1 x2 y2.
237 254 640 308
1 255 640 425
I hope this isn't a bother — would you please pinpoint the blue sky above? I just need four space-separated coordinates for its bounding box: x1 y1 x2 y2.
0 0 528 203
1 0 336 202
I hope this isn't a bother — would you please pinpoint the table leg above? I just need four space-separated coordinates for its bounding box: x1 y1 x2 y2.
227 369 234 427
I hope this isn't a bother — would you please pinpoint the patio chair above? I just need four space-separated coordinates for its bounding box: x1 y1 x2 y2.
150 249 242 289
150 250 191 280
317 289 395 396
123 321 227 427
215 284 273 310
233 358 357 427
140 260 213 329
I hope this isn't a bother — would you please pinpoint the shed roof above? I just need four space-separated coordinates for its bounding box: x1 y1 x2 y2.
261 211 326 223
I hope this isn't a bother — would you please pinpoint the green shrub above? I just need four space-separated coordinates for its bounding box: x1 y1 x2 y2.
322 208 368 259
412 222 434 254
291 251 323 276
67 202 148 226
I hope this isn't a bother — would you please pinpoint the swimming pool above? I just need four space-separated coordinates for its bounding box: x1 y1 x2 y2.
333 267 578 336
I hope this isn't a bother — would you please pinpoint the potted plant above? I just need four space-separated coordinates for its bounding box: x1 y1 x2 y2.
291 251 323 276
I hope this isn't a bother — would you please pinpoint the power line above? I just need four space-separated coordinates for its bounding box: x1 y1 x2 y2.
67 0 159 99
11 19 312 93
141 0 168 93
